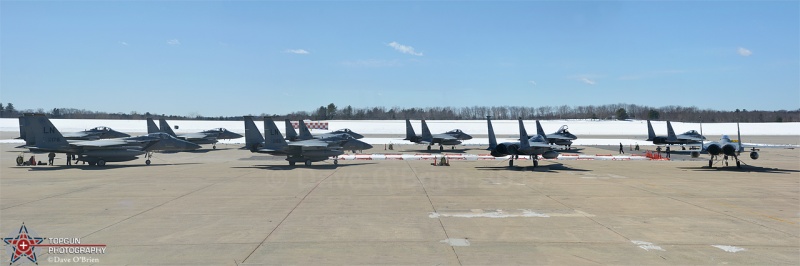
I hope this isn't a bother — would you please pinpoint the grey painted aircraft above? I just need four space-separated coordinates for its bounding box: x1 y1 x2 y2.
285 119 365 142
20 114 200 166
692 123 759 168
534 120 578 149
155 118 243 149
294 120 371 151
17 117 129 147
646 120 705 149
404 119 472 151
487 116 559 168
244 116 371 166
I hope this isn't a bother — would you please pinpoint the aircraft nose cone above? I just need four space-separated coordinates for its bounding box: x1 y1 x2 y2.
231 132 244 139
464 134 473 140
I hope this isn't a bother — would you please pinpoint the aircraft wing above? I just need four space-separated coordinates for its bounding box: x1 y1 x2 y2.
70 139 134 148
677 136 704 142
288 139 331 150
179 132 213 141
62 132 91 139
434 134 456 140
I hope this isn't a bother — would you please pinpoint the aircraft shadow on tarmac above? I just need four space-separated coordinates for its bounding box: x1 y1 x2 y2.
678 165 800 174
231 162 377 170
24 162 203 171
475 162 590 172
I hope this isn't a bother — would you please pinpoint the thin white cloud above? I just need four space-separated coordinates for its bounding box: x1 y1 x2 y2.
285 49 310 54
167 39 181 46
388 41 423 56
737 47 752 56
341 59 401 68
119 41 129 46
529 81 537 86
580 77 596 85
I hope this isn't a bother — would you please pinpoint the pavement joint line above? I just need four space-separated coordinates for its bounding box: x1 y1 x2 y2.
79 174 242 239
613 179 800 238
544 192 633 243
240 168 339 264
1 185 97 210
406 160 463 266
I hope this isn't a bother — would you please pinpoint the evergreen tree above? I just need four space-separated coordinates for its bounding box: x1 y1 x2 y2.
616 108 629 120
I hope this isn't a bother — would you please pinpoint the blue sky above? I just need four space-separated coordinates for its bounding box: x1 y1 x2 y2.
2 1 798 117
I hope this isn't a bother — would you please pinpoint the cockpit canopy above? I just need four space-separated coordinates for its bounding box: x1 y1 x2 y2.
209 128 228 132
683 130 699 135
91 126 112 131
332 128 352 133
445 129 463 134
556 125 570 134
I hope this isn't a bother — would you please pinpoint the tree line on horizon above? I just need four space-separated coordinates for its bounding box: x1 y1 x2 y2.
0 102 797 123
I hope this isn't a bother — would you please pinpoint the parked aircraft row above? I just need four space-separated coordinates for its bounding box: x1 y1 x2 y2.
13 114 759 168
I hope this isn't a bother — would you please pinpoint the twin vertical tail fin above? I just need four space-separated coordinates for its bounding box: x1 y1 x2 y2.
263 118 288 150
518 118 531 150
284 119 298 141
421 119 433 143
487 116 497 150
146 118 160 134
243 116 265 151
158 119 178 137
737 122 743 153
535 120 546 138
298 120 314 140
404 119 416 140
24 114 71 151
17 115 34 146
666 121 678 141
646 120 656 141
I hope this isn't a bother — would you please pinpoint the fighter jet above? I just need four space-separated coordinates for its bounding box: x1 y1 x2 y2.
155 118 243 149
487 116 559 168
403 119 472 151
19 114 200 166
535 120 578 149
692 123 759 168
17 117 129 146
294 120 370 151
646 120 705 149
244 116 372 166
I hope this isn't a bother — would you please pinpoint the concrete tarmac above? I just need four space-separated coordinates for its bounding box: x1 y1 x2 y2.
1 142 798 265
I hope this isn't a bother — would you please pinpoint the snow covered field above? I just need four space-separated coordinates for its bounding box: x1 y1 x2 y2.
2 118 797 146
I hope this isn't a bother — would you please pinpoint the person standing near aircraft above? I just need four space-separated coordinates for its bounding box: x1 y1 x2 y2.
665 146 671 158
48 152 55 165
619 143 624 154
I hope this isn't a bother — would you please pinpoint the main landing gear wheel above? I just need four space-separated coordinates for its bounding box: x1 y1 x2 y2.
533 160 538 168
213 145 216 150
708 159 712 168
146 160 151 166
508 160 514 167
88 162 97 166
736 160 741 168
334 160 339 166
97 160 106 166
439 146 443 151
304 160 311 166
289 161 296 166
427 145 432 151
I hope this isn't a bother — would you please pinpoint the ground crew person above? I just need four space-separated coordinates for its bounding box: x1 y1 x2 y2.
619 143 624 154
66 153 72 166
665 146 671 158
48 152 56 165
